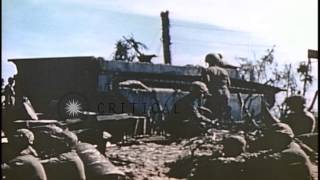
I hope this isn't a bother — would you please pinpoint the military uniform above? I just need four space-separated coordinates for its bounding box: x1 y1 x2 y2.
165 81 213 138
202 53 231 120
2 129 47 180
1 78 5 108
2 78 17 138
4 77 15 108
32 125 86 180
243 141 313 180
282 95 316 136
283 110 316 135
42 151 86 180
193 123 313 180
75 142 125 180
246 123 313 180
5 154 47 180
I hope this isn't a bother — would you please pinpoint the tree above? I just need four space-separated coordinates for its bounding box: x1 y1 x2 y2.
238 46 275 83
238 46 297 97
275 64 298 97
238 57 255 81
237 46 299 121
123 36 148 56
113 39 134 62
112 35 156 63
297 61 313 96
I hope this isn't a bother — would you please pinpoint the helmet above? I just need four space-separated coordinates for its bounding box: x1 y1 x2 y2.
205 53 221 65
61 130 78 147
222 135 246 157
190 81 209 95
33 125 78 153
284 95 306 106
13 128 35 145
34 125 77 147
8 77 14 84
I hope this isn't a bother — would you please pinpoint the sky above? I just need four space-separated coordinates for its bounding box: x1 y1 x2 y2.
2 0 318 107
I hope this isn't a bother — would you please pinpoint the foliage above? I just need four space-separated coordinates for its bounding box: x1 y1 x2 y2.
113 39 134 62
274 64 298 95
297 61 313 95
238 46 298 97
112 35 149 62
237 46 301 120
238 47 275 83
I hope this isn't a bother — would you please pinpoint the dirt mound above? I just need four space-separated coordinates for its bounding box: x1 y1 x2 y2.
105 135 318 180
106 142 190 180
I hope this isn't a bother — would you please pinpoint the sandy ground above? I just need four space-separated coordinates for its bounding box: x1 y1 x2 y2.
106 137 318 180
106 142 189 180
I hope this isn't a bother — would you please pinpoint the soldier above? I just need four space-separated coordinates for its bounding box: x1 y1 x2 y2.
282 95 316 135
1 78 5 108
2 129 47 180
2 77 16 137
244 122 313 180
202 53 231 122
193 109 314 180
164 81 215 138
75 142 125 180
33 125 86 180
4 77 15 108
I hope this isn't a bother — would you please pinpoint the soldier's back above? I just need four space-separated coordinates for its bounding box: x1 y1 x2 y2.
5 154 47 180
165 94 195 124
43 151 86 180
205 66 230 91
285 110 316 135
244 142 313 180
164 94 204 137
75 142 125 180
281 144 313 180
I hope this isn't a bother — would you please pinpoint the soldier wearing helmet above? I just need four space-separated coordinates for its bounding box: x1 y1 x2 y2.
2 129 47 180
11 129 38 156
282 95 315 135
202 53 231 122
4 77 16 108
190 81 211 98
263 123 295 151
243 122 313 180
205 53 224 66
164 81 215 138
1 78 5 108
32 125 86 180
